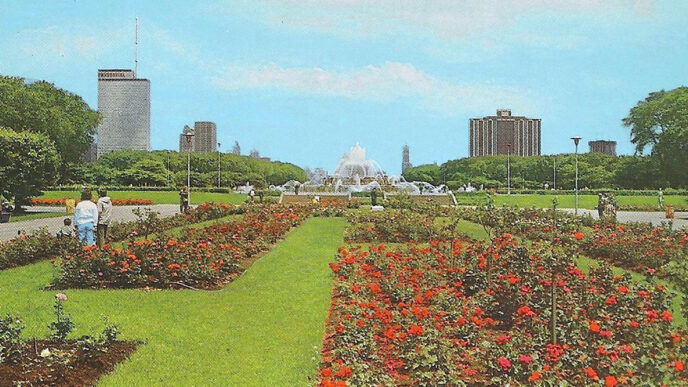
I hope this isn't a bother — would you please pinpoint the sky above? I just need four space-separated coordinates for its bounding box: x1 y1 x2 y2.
0 0 687 174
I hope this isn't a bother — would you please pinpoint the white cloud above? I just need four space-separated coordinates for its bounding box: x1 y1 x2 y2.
231 0 655 44
212 61 536 116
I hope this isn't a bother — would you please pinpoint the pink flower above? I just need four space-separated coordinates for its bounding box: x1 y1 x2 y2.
55 293 68 301
518 354 533 364
497 357 511 370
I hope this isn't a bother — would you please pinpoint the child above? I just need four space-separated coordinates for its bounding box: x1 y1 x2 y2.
57 218 74 238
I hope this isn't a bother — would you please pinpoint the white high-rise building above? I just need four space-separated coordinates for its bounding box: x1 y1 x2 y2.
96 69 150 158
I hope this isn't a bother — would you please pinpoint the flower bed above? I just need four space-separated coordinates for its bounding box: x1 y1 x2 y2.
582 222 688 291
29 198 153 206
319 238 688 386
0 229 81 271
51 205 311 289
344 210 450 243
0 294 135 386
0 203 240 272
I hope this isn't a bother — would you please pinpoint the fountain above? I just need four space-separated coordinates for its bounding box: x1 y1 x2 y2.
277 143 456 205
332 143 383 180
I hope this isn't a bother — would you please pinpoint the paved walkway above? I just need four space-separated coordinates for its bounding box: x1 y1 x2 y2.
0 205 181 242
561 208 688 229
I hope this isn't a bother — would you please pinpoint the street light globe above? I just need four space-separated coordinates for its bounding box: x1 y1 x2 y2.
570 136 582 146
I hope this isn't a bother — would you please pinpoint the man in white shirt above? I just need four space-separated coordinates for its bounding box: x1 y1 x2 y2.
74 189 98 245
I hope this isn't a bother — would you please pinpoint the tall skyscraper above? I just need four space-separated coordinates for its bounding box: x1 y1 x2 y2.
179 125 195 152
469 109 541 157
402 145 412 172
96 69 150 158
177 122 217 153
193 121 217 153
232 141 241 155
589 140 616 156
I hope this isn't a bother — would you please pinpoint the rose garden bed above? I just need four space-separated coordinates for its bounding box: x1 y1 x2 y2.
319 237 688 386
318 206 688 386
51 204 312 289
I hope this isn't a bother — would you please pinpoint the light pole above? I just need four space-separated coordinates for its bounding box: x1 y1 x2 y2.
166 150 171 187
506 143 512 195
183 133 194 204
571 136 581 216
553 157 556 190
217 142 222 188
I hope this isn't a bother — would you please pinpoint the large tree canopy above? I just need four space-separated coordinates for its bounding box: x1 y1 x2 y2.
0 75 100 180
623 87 688 186
0 127 60 206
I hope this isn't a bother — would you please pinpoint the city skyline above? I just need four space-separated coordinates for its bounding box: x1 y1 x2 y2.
1 1 687 173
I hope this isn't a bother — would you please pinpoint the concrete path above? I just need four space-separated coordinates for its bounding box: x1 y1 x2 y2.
561 208 688 229
0 204 181 242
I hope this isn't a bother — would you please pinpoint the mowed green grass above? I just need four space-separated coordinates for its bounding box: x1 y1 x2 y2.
39 190 247 205
454 193 688 210
0 217 346 386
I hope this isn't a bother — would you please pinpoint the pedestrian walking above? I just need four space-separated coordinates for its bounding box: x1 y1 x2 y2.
74 189 98 245
96 188 113 246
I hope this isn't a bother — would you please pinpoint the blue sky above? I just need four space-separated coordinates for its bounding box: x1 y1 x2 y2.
1 0 686 174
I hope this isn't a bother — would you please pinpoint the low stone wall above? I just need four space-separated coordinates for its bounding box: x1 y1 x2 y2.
280 193 351 204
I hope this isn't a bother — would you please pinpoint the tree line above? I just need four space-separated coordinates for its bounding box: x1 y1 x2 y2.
404 86 688 190
403 153 663 190
72 149 306 189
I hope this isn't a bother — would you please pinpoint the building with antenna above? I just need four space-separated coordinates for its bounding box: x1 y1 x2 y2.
95 69 151 158
94 19 150 158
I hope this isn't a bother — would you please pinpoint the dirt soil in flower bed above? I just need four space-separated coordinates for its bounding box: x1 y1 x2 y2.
0 341 137 387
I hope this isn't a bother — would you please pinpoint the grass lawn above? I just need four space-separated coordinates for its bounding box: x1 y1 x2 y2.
454 193 688 210
9 211 68 222
39 190 247 205
0 217 346 386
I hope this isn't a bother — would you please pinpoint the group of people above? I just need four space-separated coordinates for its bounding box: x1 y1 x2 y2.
59 188 112 246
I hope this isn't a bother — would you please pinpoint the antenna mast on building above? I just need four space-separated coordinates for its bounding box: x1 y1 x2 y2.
135 17 139 77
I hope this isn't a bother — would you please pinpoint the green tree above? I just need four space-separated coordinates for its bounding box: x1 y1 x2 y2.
623 87 688 187
0 127 60 207
0 76 100 181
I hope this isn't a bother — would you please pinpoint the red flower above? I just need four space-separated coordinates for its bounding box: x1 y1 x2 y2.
496 335 511 345
584 367 599 380
575 232 584 240
674 360 684 372
605 375 618 387
662 310 673 322
589 321 600 333
528 371 542 381
497 357 511 371
409 325 424 336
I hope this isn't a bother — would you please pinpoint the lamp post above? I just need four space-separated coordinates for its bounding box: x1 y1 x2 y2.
166 150 171 187
571 136 581 216
217 142 222 188
553 156 556 190
506 143 512 195
182 133 194 204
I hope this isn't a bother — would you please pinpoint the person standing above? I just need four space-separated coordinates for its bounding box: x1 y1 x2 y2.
96 188 113 246
658 188 664 210
74 189 98 245
179 186 189 213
